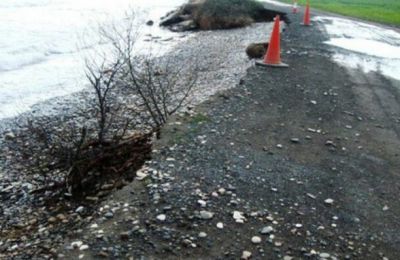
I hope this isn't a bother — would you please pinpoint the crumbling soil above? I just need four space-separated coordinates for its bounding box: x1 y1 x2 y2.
160 0 289 31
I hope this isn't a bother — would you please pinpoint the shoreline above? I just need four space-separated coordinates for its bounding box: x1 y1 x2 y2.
0 16 277 258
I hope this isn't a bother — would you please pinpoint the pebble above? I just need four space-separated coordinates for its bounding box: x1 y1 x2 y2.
199 211 214 220
198 232 207 238
71 241 83 249
79 245 89 251
75 206 84 213
233 211 246 223
324 198 334 205
320 252 331 258
197 199 207 207
216 222 224 229
104 212 114 218
156 214 166 221
120 231 130 240
90 223 98 229
4 132 16 140
290 138 300 143
56 213 66 221
251 236 261 244
48 217 57 223
241 251 252 259
260 226 274 234
136 169 148 180
307 193 316 199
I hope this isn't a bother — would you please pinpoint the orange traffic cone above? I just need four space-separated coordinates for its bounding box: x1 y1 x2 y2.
256 15 288 68
292 0 298 14
303 0 311 26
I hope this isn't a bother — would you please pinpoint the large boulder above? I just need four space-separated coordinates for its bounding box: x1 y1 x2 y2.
160 10 184 27
246 42 269 59
171 20 197 32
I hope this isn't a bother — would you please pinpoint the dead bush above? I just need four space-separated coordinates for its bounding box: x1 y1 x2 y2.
5 10 197 197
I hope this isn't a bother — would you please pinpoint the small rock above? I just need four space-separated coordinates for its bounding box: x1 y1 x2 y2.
156 214 166 221
1 185 13 193
71 241 83 249
5 132 16 140
383 205 389 211
199 211 214 220
260 226 274 234
320 252 330 258
146 20 154 26
90 223 98 229
136 169 148 180
198 232 207 238
75 206 84 213
251 236 262 244
79 245 89 251
241 250 252 259
325 140 336 147
85 196 98 202
233 211 246 223
324 198 334 205
216 222 224 229
98 251 109 257
197 199 207 207
306 193 316 199
56 214 67 221
104 212 114 218
120 231 130 240
290 138 300 143
48 217 57 223
101 183 114 190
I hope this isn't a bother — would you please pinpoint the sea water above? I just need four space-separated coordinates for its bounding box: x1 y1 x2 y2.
0 0 184 120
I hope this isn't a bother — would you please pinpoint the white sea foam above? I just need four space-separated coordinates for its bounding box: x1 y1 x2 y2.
0 0 186 119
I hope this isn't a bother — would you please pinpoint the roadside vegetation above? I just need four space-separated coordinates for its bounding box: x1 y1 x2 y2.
280 0 400 25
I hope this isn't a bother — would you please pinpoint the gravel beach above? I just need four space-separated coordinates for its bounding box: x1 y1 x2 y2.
0 5 278 259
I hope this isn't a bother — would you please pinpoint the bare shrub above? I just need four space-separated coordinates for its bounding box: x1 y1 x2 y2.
5 9 197 196
99 12 199 132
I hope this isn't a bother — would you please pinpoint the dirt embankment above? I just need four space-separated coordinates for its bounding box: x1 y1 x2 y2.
57 4 400 260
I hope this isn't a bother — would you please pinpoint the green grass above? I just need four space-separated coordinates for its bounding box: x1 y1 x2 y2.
279 0 400 25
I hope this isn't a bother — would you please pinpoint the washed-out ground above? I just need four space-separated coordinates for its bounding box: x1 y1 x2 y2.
58 5 400 260
0 5 277 260
1 2 400 260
